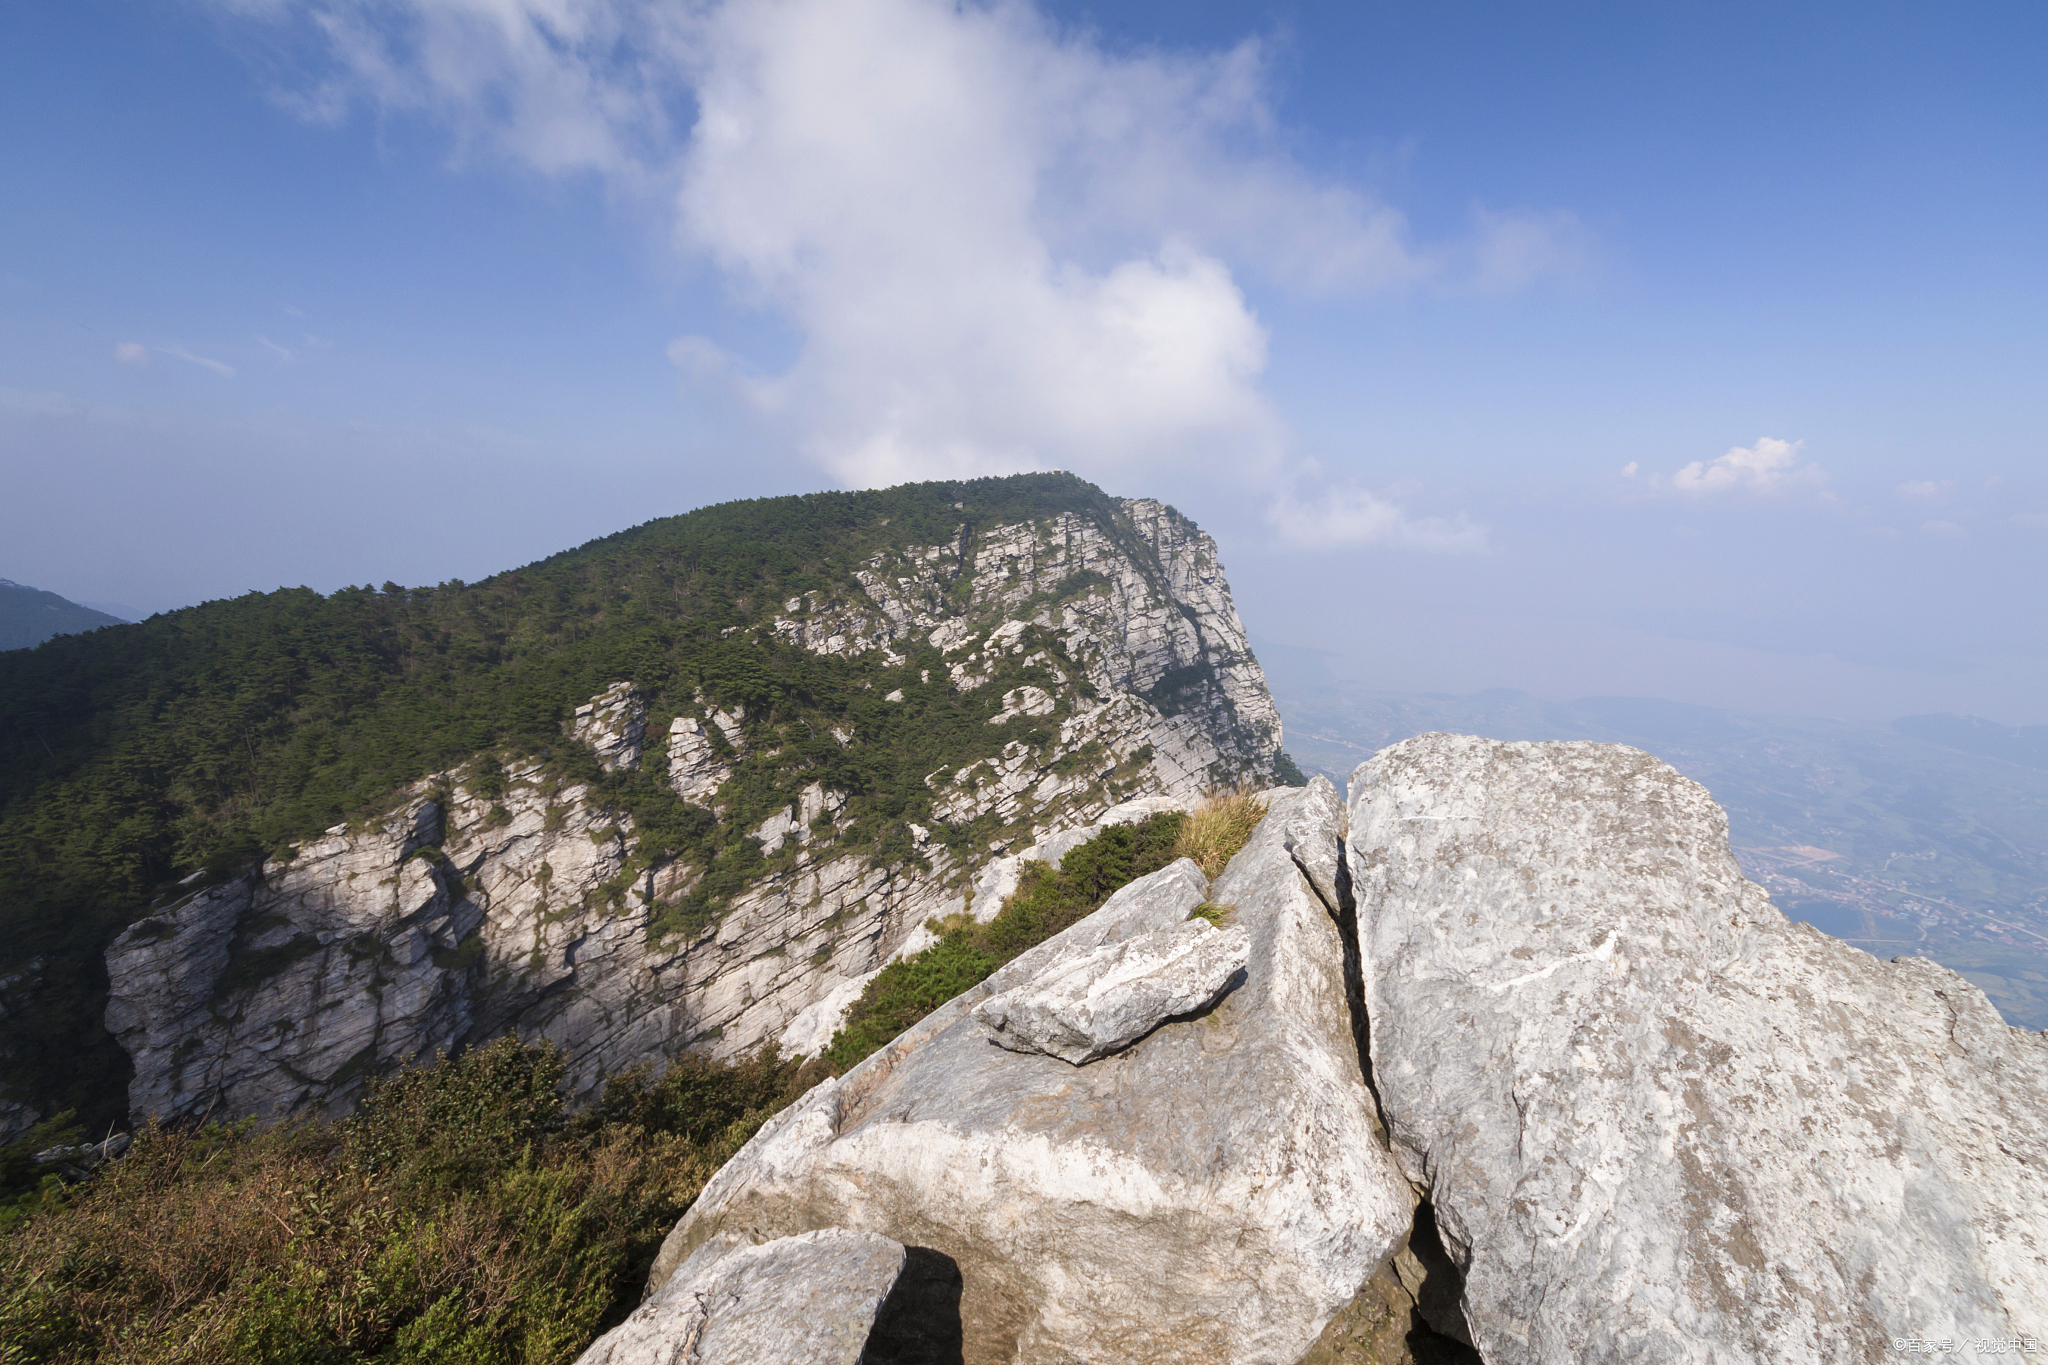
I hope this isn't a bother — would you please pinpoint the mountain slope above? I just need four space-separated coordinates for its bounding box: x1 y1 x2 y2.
0 579 125 653
0 475 1282 1134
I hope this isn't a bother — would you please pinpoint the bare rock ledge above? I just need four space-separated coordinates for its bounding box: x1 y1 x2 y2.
1349 733 2048 1362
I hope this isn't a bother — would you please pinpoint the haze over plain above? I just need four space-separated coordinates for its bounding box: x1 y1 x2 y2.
2 0 2044 723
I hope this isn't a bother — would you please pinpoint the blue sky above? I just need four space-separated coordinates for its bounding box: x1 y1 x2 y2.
3 0 2044 722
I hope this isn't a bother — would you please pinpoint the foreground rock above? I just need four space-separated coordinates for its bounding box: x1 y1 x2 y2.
577 1228 960 1365
1348 734 2048 1360
972 918 1250 1064
651 780 1413 1365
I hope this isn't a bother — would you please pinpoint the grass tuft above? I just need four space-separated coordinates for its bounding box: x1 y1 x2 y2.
1172 788 1267 878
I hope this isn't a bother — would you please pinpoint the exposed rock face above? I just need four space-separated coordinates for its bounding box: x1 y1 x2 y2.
798 499 1279 812
575 1228 924 1365
972 918 1250 1064
105 499 1281 1126
668 705 745 804
1347 734 2048 1361
570 681 648 772
650 781 1414 1365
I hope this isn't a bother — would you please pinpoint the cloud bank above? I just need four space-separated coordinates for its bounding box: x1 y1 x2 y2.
218 0 1577 543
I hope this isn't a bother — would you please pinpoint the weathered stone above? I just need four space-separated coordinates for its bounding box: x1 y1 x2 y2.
569 682 646 772
973 919 1250 1064
651 782 1412 1365
1347 734 2048 1361
665 697 748 807
575 1228 915 1365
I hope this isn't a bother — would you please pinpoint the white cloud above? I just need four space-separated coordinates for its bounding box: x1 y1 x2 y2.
1267 483 1487 553
114 341 150 365
161 345 237 378
216 0 1570 528
2015 512 2048 529
257 335 295 361
1920 519 1967 539
1667 436 1825 498
1896 479 1952 502
1620 461 1638 478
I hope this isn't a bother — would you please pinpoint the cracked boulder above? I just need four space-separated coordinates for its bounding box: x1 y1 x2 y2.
1348 733 2048 1361
647 781 1413 1365
973 918 1250 1064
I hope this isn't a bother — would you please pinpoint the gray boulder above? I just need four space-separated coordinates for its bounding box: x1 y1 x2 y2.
648 781 1413 1365
972 918 1250 1064
1348 733 2048 1362
576 1227 956 1365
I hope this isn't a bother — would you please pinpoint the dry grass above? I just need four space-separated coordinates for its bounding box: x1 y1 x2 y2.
1173 788 1268 878
0 1039 797 1365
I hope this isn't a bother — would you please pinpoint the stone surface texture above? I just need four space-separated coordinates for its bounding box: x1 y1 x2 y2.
575 1228 906 1365
973 918 1250 1064
570 681 648 772
105 499 1281 1125
1348 733 2048 1363
650 780 1413 1365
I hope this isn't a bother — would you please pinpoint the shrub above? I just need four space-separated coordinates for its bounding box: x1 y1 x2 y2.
0 1039 809 1365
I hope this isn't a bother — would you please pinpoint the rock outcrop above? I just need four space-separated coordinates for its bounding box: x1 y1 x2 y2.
972 917 1250 1064
649 781 1414 1365
104 498 1282 1125
1348 733 2048 1360
576 1228 958 1365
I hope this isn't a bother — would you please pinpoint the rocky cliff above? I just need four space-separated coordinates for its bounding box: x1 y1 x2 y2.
585 739 2046 1365
100 492 1283 1124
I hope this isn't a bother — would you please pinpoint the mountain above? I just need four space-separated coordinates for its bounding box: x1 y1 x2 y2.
0 578 127 652
0 474 1284 1136
1258 644 2048 1031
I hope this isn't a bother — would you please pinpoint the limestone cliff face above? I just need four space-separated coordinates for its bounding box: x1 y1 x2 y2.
104 498 1281 1124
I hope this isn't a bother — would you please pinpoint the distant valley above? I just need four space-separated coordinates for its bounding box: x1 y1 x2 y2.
1259 642 2048 1031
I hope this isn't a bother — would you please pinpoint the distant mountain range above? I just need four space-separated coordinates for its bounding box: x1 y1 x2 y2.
1258 641 2048 1032
0 578 128 652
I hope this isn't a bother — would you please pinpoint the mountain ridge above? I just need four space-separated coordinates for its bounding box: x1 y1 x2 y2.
0 474 1284 1136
